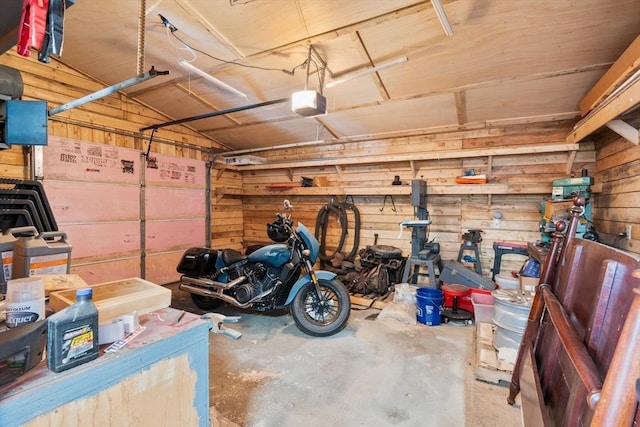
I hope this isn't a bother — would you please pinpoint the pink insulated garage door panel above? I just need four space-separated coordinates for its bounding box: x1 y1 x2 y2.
143 153 206 282
145 187 205 220
44 137 140 184
145 219 205 252
144 154 206 188
60 222 140 259
145 252 185 285
71 258 142 286
45 180 139 222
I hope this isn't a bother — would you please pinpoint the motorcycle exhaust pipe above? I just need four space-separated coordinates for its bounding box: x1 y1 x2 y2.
179 283 275 309
180 275 246 290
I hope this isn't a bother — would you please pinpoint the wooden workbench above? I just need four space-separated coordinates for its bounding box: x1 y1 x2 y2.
0 307 211 427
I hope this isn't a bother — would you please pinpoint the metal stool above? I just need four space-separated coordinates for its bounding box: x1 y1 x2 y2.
457 229 483 275
491 241 529 280
402 254 443 288
457 242 482 274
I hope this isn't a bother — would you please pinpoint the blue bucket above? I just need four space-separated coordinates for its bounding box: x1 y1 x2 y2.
416 287 444 326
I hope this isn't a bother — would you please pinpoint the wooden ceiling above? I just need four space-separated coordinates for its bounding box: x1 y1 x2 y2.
56 0 640 152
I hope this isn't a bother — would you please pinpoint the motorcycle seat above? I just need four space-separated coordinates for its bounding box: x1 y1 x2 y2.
222 248 245 265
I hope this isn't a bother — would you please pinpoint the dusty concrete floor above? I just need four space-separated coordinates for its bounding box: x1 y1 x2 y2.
168 284 522 427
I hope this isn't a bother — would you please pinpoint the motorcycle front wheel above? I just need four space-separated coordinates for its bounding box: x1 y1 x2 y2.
290 278 351 337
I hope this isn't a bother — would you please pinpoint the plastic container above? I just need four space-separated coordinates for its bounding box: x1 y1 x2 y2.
47 288 99 373
5 276 45 328
471 292 494 323
12 231 71 279
416 287 444 326
0 227 38 294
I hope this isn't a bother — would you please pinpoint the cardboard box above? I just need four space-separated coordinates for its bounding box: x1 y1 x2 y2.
519 276 539 292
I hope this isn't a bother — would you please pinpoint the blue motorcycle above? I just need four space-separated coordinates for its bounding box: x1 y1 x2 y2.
177 200 351 336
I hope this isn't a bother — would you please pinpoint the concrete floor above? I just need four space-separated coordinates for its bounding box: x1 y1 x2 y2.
168 284 523 427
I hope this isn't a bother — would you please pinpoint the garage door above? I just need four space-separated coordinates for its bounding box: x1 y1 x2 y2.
43 136 207 285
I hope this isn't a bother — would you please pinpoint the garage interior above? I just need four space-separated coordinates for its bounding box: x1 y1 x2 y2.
0 0 639 426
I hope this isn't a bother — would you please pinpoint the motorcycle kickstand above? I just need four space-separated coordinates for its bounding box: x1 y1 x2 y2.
201 313 242 340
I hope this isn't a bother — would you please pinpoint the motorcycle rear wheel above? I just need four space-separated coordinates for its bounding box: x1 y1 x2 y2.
290 278 351 337
190 293 224 310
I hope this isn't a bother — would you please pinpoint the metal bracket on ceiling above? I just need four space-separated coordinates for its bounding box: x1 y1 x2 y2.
48 67 168 116
303 45 328 93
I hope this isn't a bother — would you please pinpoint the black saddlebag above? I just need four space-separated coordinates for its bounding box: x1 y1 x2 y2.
177 247 217 275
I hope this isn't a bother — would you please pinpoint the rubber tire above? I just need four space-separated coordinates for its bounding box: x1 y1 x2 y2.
290 278 351 337
190 293 224 310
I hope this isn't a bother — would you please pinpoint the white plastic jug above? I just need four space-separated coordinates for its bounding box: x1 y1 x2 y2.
6 277 45 328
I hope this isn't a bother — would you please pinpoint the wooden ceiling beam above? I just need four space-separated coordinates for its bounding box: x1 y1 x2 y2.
579 35 640 116
567 76 640 144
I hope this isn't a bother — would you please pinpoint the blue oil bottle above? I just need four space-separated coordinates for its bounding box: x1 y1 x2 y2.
47 288 99 373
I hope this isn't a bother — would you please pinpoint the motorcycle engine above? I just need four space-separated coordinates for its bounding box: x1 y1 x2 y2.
235 262 277 304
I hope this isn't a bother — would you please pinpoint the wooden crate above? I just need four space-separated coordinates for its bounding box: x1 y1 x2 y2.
475 322 515 386
49 277 171 324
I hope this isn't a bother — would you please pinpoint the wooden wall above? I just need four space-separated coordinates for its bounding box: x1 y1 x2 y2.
230 122 597 276
591 110 640 256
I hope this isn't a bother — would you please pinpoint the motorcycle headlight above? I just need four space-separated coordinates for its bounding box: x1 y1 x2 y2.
302 249 311 257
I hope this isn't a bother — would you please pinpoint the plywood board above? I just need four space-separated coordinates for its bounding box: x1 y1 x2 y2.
474 322 515 386
49 277 171 324
32 274 89 296
25 355 199 427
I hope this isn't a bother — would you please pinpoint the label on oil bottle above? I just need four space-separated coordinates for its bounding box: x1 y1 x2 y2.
28 253 69 275
2 250 12 279
60 324 96 364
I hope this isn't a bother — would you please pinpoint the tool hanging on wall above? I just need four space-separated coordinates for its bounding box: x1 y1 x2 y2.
380 195 396 213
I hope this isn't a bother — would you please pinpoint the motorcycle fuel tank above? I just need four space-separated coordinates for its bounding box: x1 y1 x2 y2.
248 244 290 268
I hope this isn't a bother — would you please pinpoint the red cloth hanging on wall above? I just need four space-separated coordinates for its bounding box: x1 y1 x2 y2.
16 0 50 57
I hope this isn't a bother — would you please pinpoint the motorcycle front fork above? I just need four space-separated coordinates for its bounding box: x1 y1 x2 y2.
305 258 324 298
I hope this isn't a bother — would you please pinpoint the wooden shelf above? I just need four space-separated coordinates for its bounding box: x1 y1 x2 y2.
237 182 552 197
218 143 580 175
